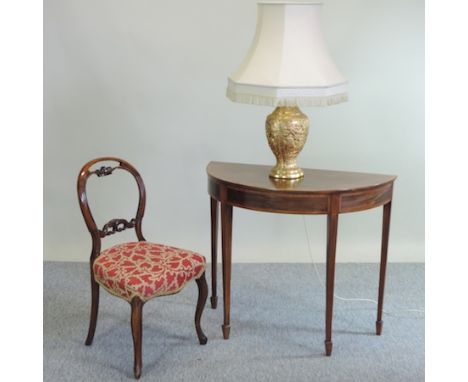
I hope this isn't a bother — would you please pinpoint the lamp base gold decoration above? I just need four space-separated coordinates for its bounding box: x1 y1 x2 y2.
269 177 303 190
265 106 309 179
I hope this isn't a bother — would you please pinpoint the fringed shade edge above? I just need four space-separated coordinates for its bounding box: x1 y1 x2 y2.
227 79 348 107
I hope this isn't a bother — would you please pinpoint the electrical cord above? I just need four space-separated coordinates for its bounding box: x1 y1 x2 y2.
301 216 424 317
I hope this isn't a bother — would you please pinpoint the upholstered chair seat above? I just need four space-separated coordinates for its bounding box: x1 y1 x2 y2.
94 241 206 302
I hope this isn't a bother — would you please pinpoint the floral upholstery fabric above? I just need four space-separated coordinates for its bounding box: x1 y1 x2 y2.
93 241 206 302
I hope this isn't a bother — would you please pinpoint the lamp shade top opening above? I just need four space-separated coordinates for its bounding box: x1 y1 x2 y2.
227 1 347 107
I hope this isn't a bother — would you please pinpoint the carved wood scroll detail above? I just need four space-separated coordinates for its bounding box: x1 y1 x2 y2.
100 218 136 237
92 166 118 177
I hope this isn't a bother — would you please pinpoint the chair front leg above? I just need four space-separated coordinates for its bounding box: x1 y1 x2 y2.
195 272 208 345
85 275 100 346
130 297 144 379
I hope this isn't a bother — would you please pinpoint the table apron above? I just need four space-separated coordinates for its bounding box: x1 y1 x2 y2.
339 183 393 213
209 181 393 215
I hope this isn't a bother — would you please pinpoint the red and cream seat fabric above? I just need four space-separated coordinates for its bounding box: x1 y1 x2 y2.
93 241 206 302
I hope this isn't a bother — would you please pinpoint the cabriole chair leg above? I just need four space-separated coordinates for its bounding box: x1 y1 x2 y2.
131 297 144 379
195 272 208 345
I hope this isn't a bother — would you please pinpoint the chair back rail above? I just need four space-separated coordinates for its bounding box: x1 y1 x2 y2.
77 157 146 262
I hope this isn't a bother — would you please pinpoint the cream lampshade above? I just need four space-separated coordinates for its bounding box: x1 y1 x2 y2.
227 0 347 179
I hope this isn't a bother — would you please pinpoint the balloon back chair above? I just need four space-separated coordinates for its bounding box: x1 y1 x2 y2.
77 157 208 379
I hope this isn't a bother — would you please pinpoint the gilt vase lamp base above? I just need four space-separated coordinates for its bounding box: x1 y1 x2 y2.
266 106 309 180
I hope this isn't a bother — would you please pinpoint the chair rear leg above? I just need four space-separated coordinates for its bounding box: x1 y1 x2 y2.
85 278 100 345
131 297 144 379
195 272 208 345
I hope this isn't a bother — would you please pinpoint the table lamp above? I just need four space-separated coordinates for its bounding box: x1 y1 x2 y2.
227 1 347 179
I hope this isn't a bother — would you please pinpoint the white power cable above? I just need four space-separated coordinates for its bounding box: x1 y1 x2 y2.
301 216 424 316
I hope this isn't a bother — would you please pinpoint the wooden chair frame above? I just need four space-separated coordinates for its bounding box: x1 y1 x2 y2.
77 157 207 379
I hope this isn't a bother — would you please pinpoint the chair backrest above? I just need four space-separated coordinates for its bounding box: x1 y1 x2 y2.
77 157 146 262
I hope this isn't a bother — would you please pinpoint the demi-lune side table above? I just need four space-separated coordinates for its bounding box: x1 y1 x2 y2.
207 161 396 355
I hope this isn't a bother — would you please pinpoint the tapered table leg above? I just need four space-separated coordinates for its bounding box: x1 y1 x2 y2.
210 198 218 309
376 202 392 335
325 212 339 356
221 203 233 339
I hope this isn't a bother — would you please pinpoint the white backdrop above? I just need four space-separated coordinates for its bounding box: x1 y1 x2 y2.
44 0 424 263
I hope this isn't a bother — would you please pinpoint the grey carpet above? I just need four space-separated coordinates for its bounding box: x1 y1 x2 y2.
44 263 424 381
